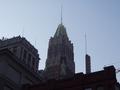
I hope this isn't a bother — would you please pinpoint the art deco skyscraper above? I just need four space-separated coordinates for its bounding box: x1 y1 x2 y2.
45 23 75 80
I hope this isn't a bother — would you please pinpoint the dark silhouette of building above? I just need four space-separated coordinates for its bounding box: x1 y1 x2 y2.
44 23 75 80
0 20 119 90
0 36 41 90
22 22 120 90
23 66 120 90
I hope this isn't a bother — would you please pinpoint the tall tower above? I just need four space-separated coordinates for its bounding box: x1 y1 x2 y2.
44 23 75 80
85 34 91 74
85 54 91 74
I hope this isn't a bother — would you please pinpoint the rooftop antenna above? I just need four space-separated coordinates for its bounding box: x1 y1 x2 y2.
85 33 87 54
61 4 63 24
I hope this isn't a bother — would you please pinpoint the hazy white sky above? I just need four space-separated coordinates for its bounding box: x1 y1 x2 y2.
0 0 120 81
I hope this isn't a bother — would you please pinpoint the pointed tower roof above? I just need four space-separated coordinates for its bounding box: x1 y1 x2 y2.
54 23 68 37
54 5 68 38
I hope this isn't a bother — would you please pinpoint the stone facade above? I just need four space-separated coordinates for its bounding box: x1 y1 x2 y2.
0 36 40 72
0 36 41 90
44 23 75 80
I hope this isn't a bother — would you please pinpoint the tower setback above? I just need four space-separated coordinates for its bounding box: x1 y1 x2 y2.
44 23 75 80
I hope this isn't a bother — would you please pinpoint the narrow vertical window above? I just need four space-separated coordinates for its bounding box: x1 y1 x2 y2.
23 50 27 62
28 54 31 66
13 46 17 54
32 57 35 71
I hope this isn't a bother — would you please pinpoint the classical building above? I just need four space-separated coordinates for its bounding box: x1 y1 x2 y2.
0 36 41 90
44 23 75 80
0 36 40 71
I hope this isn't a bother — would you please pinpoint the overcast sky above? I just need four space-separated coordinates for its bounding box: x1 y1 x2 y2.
0 0 120 81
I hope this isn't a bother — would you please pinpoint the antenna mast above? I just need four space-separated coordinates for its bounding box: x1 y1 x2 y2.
61 4 63 24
